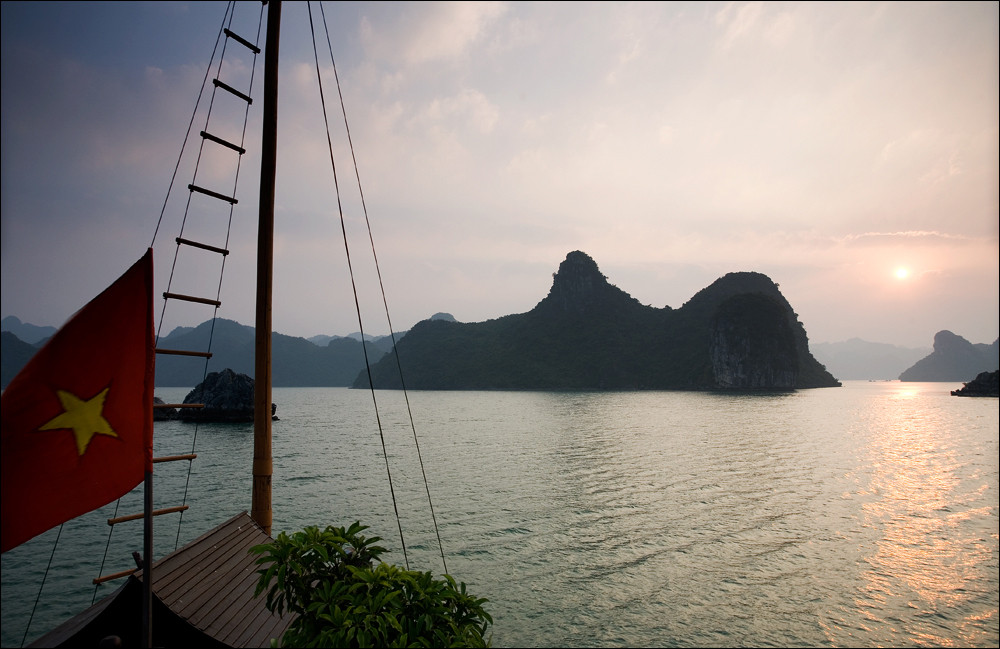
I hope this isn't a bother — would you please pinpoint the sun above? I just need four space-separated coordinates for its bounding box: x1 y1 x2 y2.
894 267 910 280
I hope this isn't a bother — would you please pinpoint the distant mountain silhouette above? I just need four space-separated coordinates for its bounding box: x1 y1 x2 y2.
811 339 931 380
154 318 388 387
1 331 40 389
154 318 256 384
899 331 999 381
309 313 455 349
356 251 840 391
0 315 400 389
1 316 56 344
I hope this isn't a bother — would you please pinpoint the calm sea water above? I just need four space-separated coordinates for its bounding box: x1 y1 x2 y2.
2 381 997 647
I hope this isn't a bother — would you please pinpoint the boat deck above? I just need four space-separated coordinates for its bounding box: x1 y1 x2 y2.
30 512 294 648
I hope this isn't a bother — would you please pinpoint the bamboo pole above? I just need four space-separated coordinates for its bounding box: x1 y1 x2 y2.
252 0 281 536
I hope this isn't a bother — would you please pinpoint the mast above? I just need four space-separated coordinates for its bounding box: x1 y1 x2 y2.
253 0 280 535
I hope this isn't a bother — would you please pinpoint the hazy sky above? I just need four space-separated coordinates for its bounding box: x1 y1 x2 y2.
2 1 997 349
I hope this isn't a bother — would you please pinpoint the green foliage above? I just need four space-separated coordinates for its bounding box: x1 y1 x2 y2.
251 522 492 648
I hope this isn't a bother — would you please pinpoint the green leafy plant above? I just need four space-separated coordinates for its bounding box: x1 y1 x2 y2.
252 522 492 648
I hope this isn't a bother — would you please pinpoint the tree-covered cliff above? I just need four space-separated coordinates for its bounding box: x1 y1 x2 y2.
357 251 839 391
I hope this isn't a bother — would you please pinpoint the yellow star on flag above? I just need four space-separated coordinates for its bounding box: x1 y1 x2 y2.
38 388 119 456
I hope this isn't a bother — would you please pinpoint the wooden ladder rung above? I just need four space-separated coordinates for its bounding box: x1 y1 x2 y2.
153 454 197 463
93 550 146 585
212 78 252 104
200 130 245 155
177 236 229 256
162 291 222 307
93 567 137 585
155 347 213 358
108 505 189 526
188 183 237 205
224 28 261 54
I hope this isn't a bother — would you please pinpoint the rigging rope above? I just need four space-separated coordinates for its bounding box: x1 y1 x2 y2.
312 0 450 576
91 498 123 605
306 1 414 569
20 524 62 648
148 3 232 252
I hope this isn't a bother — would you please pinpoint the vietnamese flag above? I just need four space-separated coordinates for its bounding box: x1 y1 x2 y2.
2 249 154 553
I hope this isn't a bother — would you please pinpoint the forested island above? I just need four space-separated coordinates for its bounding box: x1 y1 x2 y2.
358 251 839 391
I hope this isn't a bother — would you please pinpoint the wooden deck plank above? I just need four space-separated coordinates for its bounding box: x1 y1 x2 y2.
173 523 262 617
207 569 277 641
154 517 250 601
185 539 261 625
230 600 289 648
149 514 248 589
226 582 295 648
168 540 253 615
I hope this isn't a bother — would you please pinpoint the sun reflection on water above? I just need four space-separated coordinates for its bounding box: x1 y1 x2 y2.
854 386 997 646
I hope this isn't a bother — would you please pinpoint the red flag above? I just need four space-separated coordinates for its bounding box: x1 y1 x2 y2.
2 249 154 553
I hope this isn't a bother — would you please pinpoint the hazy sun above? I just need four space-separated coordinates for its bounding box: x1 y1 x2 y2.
894 267 910 280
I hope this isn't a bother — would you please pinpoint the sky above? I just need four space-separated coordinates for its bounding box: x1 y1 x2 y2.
1 1 997 349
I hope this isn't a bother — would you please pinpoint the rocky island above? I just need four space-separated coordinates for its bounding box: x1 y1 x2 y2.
357 251 840 391
178 368 277 422
951 370 999 397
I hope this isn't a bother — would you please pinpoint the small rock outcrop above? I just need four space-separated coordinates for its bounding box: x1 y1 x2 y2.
178 369 277 422
950 370 999 397
153 396 178 421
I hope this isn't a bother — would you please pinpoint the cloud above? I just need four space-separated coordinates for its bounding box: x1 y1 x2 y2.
841 231 975 244
715 1 765 50
876 129 956 179
421 89 500 134
360 1 507 67
714 1 796 51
